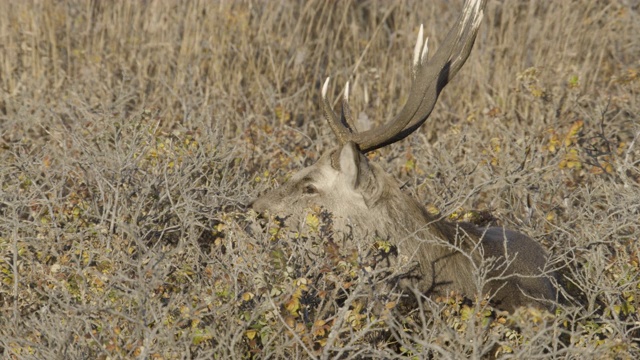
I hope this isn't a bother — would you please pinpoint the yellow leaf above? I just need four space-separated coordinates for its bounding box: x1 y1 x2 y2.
460 305 473 321
546 212 556 222
313 328 326 337
425 204 440 215
285 297 300 315
564 120 583 147
404 157 416 171
305 213 320 231
374 240 392 253
547 130 560 153
242 292 254 302
385 301 397 309
284 315 296 328
245 329 257 340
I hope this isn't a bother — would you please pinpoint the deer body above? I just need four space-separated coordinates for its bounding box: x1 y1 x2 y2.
251 0 557 311
252 144 556 311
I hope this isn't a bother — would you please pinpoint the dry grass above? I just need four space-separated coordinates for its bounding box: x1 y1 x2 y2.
1 0 639 358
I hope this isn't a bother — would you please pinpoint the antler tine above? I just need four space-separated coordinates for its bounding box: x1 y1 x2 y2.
322 77 351 144
412 25 430 81
395 0 485 139
421 37 429 65
412 25 425 80
346 0 486 153
340 81 358 132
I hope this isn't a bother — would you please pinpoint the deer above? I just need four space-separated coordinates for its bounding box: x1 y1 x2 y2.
250 0 557 312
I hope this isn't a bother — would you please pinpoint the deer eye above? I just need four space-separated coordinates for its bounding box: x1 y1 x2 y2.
303 184 318 195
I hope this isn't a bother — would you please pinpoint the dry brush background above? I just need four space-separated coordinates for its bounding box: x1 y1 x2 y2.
1 0 639 359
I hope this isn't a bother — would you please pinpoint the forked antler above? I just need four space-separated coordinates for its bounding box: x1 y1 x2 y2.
322 0 486 153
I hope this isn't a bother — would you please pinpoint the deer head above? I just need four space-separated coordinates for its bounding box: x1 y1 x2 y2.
252 0 487 229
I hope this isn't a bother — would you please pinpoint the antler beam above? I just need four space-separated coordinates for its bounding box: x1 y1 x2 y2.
322 0 486 153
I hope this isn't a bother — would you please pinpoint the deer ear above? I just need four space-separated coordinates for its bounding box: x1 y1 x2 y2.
339 142 366 188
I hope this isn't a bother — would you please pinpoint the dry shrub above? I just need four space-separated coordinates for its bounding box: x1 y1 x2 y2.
1 0 639 358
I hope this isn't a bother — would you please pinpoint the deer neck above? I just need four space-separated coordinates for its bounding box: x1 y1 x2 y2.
359 165 479 248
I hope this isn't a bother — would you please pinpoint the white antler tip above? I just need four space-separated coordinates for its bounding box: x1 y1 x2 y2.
413 24 425 67
344 81 350 101
421 37 429 63
322 77 330 98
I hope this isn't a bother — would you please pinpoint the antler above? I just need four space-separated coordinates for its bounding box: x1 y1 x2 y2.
322 0 486 153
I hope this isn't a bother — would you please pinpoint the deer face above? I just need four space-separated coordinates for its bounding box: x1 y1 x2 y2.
251 143 374 226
